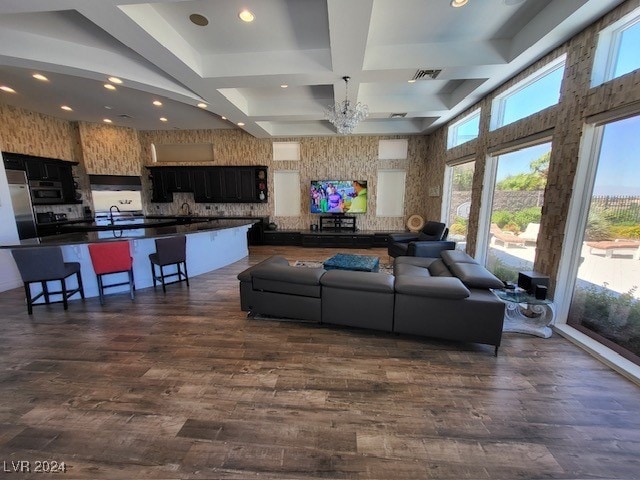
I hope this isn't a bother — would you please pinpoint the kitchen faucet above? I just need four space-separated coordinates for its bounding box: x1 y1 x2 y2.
109 205 120 224
181 202 191 216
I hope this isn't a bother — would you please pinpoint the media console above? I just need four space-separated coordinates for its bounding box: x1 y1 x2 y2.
263 229 402 248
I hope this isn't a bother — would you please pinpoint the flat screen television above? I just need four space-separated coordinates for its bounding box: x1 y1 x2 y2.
310 180 367 214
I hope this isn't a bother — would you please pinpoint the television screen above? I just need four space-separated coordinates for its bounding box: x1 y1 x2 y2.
310 180 367 214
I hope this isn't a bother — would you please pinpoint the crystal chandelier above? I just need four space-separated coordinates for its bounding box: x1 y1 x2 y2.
324 76 369 134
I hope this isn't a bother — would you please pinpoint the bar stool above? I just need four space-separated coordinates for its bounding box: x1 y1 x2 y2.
149 235 189 293
88 241 135 305
11 246 85 315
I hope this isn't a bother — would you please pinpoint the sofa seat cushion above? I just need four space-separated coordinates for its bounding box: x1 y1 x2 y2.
395 276 470 299
441 250 478 266
321 270 394 293
252 264 324 297
448 263 504 289
238 255 289 282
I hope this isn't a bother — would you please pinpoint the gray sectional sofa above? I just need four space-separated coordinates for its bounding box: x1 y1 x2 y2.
237 250 506 355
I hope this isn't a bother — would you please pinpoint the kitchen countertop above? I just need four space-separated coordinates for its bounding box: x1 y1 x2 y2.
2 219 258 248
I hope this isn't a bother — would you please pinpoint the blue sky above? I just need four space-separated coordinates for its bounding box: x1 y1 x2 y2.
496 143 551 181
594 115 640 195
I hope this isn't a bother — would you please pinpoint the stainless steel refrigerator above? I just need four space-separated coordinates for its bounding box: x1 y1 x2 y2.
7 169 37 239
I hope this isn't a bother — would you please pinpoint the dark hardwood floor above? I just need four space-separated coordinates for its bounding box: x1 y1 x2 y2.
1 246 639 479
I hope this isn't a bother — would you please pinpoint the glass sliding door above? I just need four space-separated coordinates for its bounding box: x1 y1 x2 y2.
566 115 640 364
483 143 550 281
444 161 475 250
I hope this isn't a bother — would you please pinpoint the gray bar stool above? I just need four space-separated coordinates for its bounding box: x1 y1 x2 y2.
149 235 189 293
11 246 85 314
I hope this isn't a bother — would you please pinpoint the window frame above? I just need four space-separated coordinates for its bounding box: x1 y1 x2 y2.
490 54 566 131
591 8 640 87
447 109 481 149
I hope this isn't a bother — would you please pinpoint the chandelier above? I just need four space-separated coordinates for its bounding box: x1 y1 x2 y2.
324 76 369 134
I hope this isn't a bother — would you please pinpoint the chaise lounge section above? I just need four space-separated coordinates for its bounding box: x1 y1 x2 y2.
238 250 506 354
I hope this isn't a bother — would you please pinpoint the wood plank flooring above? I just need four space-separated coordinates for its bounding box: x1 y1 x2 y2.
1 246 639 479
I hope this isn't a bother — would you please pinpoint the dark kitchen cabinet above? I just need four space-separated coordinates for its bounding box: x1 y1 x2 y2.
219 167 255 202
25 158 62 181
150 165 267 203
59 163 78 203
149 167 173 203
2 152 25 171
2 152 79 204
163 168 193 193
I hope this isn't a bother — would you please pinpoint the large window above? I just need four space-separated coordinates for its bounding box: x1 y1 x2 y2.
481 143 549 280
565 115 640 365
592 8 640 87
490 56 566 131
447 110 480 149
443 161 475 249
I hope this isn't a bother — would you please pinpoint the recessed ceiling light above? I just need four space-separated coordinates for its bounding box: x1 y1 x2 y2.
61 105 73 111
103 118 112 123
197 102 207 108
33 73 48 81
0 85 16 93
104 84 116 90
280 84 288 88
450 0 468 7
153 100 163 106
238 9 255 22
160 117 168 122
108 76 123 84
408 79 416 83
237 122 245 126
221 116 227 120
189 13 209 26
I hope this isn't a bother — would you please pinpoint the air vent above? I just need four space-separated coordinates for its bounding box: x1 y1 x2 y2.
117 114 132 119
390 113 407 119
412 69 442 80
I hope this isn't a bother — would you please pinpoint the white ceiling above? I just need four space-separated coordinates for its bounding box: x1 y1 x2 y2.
0 0 625 138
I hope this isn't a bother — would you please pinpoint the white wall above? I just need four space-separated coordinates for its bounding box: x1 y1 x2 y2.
0 153 23 292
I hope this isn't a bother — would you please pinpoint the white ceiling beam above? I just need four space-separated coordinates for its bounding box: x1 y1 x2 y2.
202 49 331 78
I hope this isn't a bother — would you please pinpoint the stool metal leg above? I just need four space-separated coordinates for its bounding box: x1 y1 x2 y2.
128 269 135 300
97 274 105 305
160 265 166 293
61 278 68 310
77 271 85 299
183 261 190 287
24 282 33 315
42 281 50 304
150 262 157 288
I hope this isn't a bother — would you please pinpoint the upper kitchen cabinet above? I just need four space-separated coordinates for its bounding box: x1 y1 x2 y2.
2 152 80 204
25 158 62 181
148 166 267 203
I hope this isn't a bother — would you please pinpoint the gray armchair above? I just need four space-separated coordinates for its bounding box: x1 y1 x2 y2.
388 221 454 258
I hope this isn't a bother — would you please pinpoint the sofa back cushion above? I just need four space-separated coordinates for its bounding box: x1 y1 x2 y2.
394 263 431 278
441 250 478 267
448 263 504 289
427 259 453 277
395 276 470 299
252 264 324 297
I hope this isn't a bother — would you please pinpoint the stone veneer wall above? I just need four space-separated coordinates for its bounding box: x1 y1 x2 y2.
424 0 640 291
0 104 75 160
138 129 430 231
78 122 141 176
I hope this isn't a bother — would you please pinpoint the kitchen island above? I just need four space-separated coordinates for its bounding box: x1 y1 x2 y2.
2 219 257 302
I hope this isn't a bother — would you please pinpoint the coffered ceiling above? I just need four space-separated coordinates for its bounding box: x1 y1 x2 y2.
0 0 625 137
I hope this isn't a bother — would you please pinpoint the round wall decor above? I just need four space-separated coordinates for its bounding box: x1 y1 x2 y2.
406 214 425 232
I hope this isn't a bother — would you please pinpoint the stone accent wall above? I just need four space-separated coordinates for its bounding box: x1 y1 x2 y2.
0 104 75 161
425 0 640 292
78 122 141 176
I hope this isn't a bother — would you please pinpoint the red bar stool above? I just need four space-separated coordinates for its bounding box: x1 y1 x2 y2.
88 241 135 305
11 246 85 315
149 235 189 293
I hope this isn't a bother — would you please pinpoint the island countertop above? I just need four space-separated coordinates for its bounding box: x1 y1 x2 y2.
1 219 258 248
